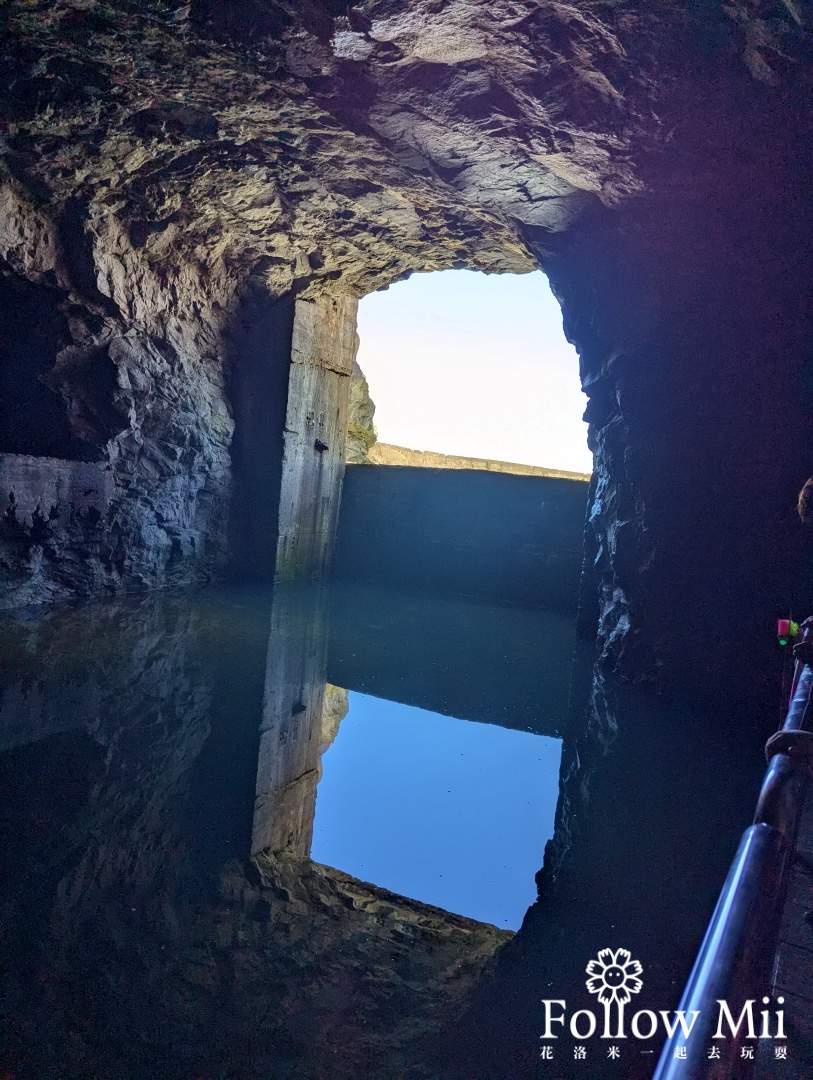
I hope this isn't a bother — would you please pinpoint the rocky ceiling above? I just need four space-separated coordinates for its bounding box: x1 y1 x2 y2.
2 0 806 307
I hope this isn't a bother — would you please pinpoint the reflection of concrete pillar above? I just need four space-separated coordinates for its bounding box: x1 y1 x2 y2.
275 295 358 582
251 585 330 858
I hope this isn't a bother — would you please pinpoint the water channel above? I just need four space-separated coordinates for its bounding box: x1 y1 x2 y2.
0 575 769 1079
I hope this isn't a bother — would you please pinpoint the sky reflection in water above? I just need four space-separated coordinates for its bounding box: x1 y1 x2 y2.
311 691 562 930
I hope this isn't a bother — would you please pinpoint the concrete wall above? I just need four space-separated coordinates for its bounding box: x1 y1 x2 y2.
326 583 576 737
226 292 295 582
333 465 588 611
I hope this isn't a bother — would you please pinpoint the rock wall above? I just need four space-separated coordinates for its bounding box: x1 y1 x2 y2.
0 173 237 602
1 1 810 696
548 191 813 705
346 360 378 463
0 0 544 604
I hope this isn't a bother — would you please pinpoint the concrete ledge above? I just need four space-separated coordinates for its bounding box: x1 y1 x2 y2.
0 454 114 526
367 442 592 482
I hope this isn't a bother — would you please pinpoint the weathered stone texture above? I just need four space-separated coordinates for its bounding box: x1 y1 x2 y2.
346 360 378 463
275 295 358 580
0 173 235 601
320 681 350 756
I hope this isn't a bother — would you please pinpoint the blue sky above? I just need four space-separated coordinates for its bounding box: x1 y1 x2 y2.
311 691 563 930
356 269 593 474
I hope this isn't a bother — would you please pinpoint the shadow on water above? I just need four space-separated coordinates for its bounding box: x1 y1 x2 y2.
0 581 766 1078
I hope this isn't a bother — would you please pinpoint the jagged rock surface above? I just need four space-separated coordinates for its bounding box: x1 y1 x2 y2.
345 360 377 463
320 680 350 752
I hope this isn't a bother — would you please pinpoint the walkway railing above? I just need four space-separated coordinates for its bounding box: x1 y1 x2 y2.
653 619 813 1080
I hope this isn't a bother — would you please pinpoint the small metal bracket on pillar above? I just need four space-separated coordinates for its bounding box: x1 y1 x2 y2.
275 294 358 582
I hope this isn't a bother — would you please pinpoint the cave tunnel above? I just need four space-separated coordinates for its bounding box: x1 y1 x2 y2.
1 2 813 1079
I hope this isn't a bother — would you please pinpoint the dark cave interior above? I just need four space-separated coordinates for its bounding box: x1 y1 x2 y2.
1 1 813 1077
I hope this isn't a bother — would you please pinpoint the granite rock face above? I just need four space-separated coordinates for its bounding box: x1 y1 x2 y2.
346 361 377 463
0 173 234 601
320 681 350 754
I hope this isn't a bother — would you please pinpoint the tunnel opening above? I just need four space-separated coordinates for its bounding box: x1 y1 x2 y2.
268 269 591 936
351 267 592 475
330 269 592 613
252 578 577 936
311 686 563 931
256 269 592 936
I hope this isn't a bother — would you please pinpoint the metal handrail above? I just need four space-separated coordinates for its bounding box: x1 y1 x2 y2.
652 620 813 1080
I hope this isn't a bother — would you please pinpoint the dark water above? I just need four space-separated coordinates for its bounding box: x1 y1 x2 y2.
0 581 581 1079
0 581 774 1080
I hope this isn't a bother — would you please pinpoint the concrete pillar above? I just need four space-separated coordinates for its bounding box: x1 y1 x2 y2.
274 295 358 582
251 585 329 857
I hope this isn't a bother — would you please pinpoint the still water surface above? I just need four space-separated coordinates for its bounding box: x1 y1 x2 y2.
0 581 579 1078
0 581 771 1080
312 692 562 929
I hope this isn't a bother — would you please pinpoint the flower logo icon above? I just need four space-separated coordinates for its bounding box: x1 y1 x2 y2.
586 948 643 1037
586 948 643 1003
